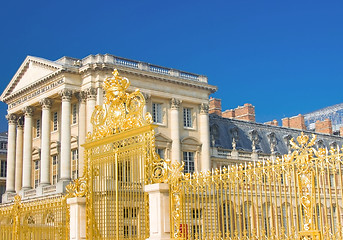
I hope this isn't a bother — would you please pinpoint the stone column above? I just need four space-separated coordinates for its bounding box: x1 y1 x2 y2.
39 98 53 186
59 90 73 181
96 87 103 106
142 92 151 118
170 98 181 163
15 117 24 193
199 103 211 171
86 88 97 134
75 91 87 176
67 197 86 240
5 114 17 193
22 106 34 190
144 183 170 240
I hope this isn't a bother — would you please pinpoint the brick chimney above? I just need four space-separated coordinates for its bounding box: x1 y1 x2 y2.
315 119 332 135
209 97 222 116
222 109 235 118
264 119 278 126
234 103 255 122
282 114 306 130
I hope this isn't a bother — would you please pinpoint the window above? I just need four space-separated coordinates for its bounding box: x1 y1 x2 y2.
152 103 162 123
36 119 40 137
156 148 165 159
52 155 58 185
34 160 40 188
183 152 194 173
0 160 6 177
183 108 192 128
0 142 7 150
119 161 131 182
71 149 78 179
72 104 77 124
53 112 58 131
330 174 335 187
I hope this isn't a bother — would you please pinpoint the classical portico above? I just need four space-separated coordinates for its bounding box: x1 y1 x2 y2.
0 54 217 202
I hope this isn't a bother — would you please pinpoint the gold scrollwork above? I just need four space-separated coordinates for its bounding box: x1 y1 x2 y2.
87 69 152 141
66 176 88 198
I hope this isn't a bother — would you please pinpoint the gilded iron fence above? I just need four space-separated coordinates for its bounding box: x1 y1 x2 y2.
169 133 343 239
66 69 167 240
0 195 69 240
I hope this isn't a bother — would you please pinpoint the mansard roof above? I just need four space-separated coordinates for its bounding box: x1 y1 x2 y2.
210 114 343 155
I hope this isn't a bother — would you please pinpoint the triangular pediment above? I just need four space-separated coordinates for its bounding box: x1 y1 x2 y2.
155 133 172 143
181 137 201 146
1 56 63 101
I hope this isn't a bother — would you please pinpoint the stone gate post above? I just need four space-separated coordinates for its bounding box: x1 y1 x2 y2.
144 183 171 240
67 197 86 240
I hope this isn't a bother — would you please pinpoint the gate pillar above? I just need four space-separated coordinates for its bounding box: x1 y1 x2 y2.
145 183 171 240
67 197 86 240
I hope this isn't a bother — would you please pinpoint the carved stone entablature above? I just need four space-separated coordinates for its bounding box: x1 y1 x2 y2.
141 92 151 102
200 103 209 114
22 106 34 117
6 114 17 124
17 116 24 128
39 98 53 109
86 87 97 100
59 89 73 101
170 98 181 110
75 91 87 103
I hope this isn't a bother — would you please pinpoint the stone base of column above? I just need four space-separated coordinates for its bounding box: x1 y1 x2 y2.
144 183 170 240
35 183 50 197
2 191 16 203
67 197 86 240
251 152 258 161
56 179 71 193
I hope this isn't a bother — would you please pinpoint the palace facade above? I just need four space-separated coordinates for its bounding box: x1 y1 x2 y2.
2 54 343 204
0 54 216 202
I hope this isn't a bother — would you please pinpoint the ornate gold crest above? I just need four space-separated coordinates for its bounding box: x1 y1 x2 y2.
87 69 152 141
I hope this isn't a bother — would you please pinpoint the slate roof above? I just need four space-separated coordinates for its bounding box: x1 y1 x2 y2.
209 114 343 155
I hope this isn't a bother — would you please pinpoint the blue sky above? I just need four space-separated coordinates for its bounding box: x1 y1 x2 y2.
0 0 342 132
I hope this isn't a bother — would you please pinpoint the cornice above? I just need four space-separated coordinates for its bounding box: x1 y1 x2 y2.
78 63 217 93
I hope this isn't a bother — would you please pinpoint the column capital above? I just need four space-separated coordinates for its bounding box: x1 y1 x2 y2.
141 92 151 102
60 89 73 101
6 114 17 124
39 98 53 109
75 91 87 103
22 106 35 117
200 102 209 114
17 116 24 129
170 98 182 109
86 87 97 100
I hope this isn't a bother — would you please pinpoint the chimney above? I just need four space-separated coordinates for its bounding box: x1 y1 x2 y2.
209 97 222 116
282 114 306 130
265 119 278 126
340 126 343 137
315 119 332 135
222 109 235 118
234 103 255 122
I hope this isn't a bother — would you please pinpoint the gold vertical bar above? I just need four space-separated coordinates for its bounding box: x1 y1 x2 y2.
115 151 119 240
